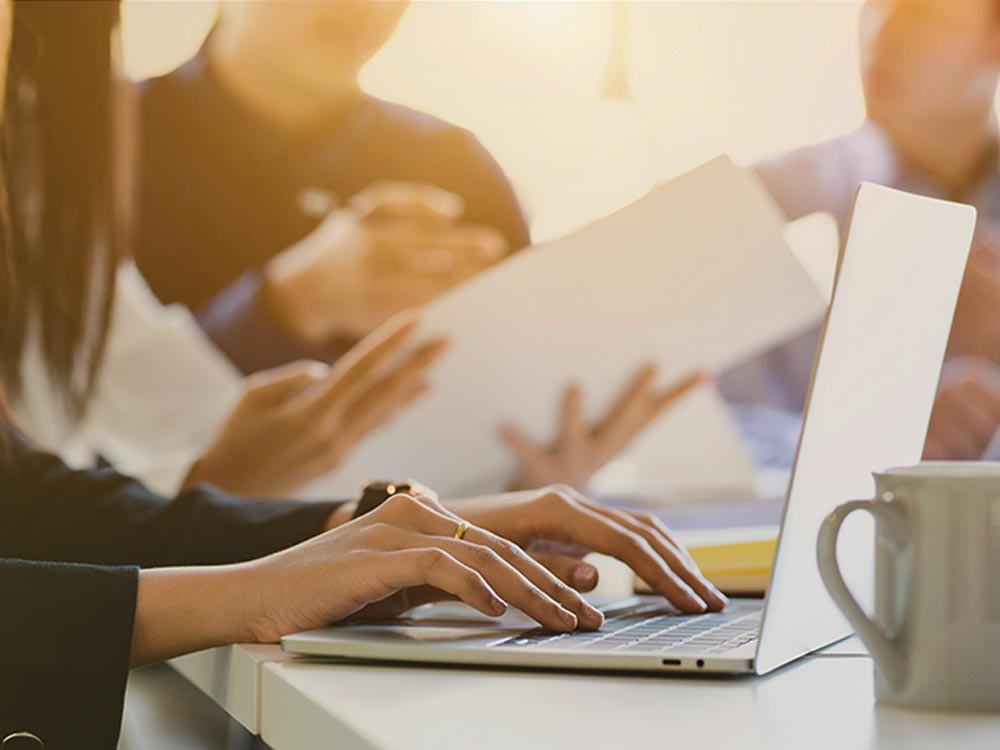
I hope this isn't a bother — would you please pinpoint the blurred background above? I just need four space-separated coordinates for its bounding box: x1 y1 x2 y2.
122 0 871 241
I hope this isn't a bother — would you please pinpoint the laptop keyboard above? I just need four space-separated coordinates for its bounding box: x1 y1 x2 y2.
494 599 762 656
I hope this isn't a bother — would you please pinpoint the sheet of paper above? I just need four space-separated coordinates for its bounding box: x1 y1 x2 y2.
304 156 827 499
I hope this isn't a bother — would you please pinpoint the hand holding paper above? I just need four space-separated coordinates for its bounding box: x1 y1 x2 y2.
301 157 826 499
501 367 708 491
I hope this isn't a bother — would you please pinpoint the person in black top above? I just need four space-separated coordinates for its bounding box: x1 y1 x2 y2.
0 425 340 748
135 1 529 374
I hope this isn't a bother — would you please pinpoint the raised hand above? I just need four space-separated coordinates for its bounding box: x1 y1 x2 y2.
501 367 706 491
184 314 446 496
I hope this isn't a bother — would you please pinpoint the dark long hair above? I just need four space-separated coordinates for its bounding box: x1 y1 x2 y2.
0 1 122 422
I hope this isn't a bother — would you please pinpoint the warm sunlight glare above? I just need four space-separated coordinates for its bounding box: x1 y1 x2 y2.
122 1 871 238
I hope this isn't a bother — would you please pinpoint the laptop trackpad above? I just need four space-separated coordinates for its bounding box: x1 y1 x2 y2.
330 599 633 643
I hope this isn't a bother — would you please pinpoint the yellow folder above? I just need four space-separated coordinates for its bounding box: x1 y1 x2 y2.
687 538 775 595
635 531 778 597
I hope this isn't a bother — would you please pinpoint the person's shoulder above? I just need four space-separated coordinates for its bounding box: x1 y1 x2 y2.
136 55 208 118
359 96 528 247
363 95 484 154
756 124 888 179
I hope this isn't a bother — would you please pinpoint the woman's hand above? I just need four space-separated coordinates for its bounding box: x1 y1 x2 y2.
184 314 446 497
132 491 600 665
500 367 706 491
444 485 727 614
239 492 608 645
130 487 724 666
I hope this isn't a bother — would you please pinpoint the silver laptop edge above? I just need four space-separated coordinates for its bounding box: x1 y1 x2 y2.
283 183 976 677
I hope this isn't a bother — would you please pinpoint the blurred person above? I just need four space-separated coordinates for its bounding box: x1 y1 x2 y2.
122 0 693 495
742 0 1000 460
134 0 528 374
0 5 725 745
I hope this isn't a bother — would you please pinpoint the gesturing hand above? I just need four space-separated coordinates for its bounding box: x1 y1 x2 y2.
501 367 706 491
185 314 446 497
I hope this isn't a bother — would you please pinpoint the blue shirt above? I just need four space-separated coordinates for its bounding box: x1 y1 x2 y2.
134 47 529 373
721 123 1000 412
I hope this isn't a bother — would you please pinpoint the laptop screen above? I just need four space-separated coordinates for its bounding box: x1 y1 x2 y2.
755 183 976 674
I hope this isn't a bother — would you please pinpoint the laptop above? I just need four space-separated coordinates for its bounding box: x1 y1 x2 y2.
283 183 976 676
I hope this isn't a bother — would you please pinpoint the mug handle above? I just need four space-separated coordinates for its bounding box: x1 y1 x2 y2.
816 498 909 689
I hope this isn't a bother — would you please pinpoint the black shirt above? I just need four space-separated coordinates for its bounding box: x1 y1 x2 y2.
0 430 338 748
134 48 530 317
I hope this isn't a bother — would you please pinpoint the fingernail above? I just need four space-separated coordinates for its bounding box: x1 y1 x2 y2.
489 597 508 616
572 565 598 590
580 603 604 629
686 592 708 613
699 577 728 607
557 608 578 630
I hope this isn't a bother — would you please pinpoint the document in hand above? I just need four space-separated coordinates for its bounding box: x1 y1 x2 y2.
306 157 827 499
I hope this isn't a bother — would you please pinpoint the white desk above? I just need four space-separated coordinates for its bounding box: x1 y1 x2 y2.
169 553 1000 749
170 645 281 732
257 655 1000 750
171 636 1000 750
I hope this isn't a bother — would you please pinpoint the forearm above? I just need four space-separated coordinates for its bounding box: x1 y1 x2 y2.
130 501 362 664
197 271 342 375
262 211 368 344
131 564 254 666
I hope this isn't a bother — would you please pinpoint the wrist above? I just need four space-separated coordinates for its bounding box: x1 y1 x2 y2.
132 564 254 666
181 456 212 490
183 451 248 497
263 213 365 343
261 258 325 345
324 502 358 531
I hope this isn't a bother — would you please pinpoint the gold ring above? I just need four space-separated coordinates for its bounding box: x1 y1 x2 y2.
453 519 470 540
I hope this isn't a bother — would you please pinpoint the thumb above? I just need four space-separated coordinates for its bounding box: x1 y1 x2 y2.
244 360 329 406
350 180 465 222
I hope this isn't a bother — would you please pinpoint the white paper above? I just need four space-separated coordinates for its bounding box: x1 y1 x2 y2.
304 157 827 499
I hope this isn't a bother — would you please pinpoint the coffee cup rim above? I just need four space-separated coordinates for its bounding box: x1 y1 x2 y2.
880 462 1000 480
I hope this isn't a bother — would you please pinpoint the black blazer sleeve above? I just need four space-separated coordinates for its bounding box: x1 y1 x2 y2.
0 433 346 749
0 433 341 568
0 560 138 750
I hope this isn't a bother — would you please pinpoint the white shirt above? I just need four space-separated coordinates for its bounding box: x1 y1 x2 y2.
15 263 243 495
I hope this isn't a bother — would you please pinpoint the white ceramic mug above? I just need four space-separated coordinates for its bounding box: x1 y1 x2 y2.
817 463 1000 711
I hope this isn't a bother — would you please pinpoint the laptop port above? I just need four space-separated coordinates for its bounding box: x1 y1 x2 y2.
661 659 682 666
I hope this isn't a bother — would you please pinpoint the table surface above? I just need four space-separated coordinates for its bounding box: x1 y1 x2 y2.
173 640 1000 750
258 654 1000 750
171 545 1000 749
